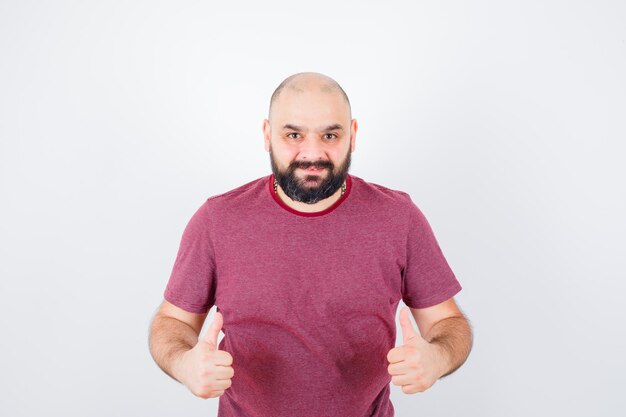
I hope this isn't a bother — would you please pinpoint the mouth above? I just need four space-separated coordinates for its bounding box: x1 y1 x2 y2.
299 167 326 174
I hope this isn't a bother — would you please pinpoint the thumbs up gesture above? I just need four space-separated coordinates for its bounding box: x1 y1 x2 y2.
386 307 445 394
176 312 235 399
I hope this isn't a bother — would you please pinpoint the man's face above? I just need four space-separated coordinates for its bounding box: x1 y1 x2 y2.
263 88 357 204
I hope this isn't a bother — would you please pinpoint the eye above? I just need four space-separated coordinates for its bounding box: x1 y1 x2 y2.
287 132 301 139
324 133 337 140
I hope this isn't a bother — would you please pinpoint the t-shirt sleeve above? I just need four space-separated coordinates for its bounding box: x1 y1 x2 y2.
163 200 217 314
401 195 462 309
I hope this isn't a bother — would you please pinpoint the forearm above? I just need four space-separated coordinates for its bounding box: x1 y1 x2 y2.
424 315 473 378
149 315 199 382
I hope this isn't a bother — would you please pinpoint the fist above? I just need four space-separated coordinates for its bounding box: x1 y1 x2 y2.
386 307 443 394
177 311 234 399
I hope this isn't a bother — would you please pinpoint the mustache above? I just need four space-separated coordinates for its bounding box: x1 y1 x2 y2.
290 161 333 170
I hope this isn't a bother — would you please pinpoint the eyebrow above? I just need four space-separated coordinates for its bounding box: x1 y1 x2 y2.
282 123 344 132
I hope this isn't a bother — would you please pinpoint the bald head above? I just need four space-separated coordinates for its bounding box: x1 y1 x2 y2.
268 72 351 121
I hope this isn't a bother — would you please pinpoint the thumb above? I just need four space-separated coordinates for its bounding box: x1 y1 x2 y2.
399 307 419 345
202 311 223 350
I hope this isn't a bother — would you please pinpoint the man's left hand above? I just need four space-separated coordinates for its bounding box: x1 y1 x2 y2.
386 307 446 394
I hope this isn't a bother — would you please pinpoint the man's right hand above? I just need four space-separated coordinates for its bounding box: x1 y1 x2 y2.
175 311 234 399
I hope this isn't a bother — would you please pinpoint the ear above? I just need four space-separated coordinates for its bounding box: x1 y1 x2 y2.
262 119 271 152
350 118 358 152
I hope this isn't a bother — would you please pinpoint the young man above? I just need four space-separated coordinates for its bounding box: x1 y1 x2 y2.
149 72 473 417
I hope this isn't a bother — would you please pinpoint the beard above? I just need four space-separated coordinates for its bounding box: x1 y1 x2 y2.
270 148 352 204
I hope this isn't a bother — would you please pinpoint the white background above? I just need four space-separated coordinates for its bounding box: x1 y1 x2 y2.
1 1 625 416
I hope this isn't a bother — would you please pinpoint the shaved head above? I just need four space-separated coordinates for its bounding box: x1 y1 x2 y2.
268 72 351 121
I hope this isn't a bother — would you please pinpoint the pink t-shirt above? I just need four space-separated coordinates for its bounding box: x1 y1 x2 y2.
164 173 462 417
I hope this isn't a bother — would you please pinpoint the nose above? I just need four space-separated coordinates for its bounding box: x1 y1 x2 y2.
297 136 327 162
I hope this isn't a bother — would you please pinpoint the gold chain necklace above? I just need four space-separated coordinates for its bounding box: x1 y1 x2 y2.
273 178 346 196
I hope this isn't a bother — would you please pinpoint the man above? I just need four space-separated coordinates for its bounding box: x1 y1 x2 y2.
148 72 473 417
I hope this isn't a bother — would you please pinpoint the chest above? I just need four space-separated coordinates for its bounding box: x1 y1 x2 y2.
212 218 405 324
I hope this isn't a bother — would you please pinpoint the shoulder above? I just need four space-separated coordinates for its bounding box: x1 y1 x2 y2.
350 174 415 208
199 174 269 215
349 175 430 230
